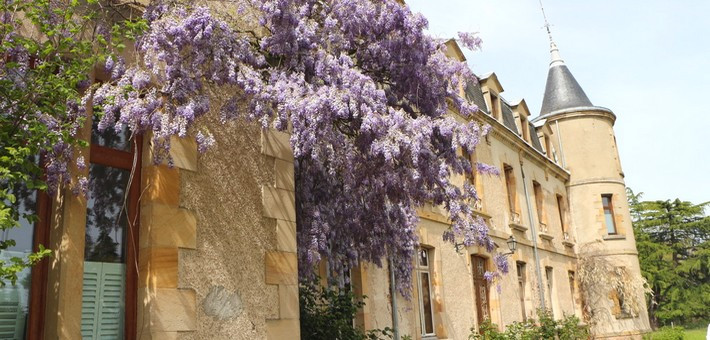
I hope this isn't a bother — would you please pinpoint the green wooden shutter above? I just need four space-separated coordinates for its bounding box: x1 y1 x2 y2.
81 262 101 339
0 297 24 340
81 262 125 340
97 263 124 339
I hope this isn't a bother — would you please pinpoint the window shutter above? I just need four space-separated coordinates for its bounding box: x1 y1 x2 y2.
0 292 24 340
81 262 102 339
97 263 125 339
81 262 125 339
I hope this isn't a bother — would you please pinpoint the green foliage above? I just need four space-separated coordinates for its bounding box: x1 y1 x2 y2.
468 309 589 340
299 281 393 340
643 326 685 340
627 188 710 327
0 0 146 284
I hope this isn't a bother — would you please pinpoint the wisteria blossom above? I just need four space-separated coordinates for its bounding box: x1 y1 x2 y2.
88 0 503 294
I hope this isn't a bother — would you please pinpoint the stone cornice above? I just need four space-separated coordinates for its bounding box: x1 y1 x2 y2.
474 111 570 180
541 108 617 125
568 177 626 188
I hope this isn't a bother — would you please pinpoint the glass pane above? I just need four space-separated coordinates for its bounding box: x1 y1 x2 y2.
419 249 428 267
602 195 611 208
92 119 132 151
0 186 37 339
605 212 616 234
84 164 130 263
420 272 434 334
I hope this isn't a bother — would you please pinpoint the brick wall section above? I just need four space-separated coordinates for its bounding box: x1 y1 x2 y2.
137 137 198 339
260 129 301 340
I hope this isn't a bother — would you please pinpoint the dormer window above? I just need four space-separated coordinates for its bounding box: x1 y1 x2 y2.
520 117 530 142
490 93 500 120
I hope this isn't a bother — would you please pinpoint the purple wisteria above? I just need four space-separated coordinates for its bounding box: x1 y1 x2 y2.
88 0 506 294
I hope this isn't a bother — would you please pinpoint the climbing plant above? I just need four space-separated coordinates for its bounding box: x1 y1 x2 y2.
0 0 145 284
3 0 505 293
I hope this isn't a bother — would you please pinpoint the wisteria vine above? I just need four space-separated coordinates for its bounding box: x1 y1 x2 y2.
8 0 510 293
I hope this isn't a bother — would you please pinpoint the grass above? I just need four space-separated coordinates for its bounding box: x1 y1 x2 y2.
684 327 707 340
645 327 707 340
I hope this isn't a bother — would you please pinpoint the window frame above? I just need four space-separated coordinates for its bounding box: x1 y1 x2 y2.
601 194 618 235
568 270 577 314
471 255 490 330
516 261 527 321
503 164 518 218
25 159 53 340
532 181 544 224
416 247 436 337
545 266 554 315
556 194 567 233
86 134 143 339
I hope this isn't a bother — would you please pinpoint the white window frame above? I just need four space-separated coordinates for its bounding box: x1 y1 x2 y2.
416 247 436 337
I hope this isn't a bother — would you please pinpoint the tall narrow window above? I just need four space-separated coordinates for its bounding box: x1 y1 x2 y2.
602 194 617 234
1 182 50 338
520 117 529 142
568 271 577 313
416 248 435 336
544 135 552 157
517 262 527 321
504 164 518 222
532 181 544 224
81 123 141 339
472 256 490 328
545 266 554 315
490 93 500 119
556 195 567 233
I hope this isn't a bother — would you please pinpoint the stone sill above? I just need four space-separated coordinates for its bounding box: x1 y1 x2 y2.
473 209 492 219
562 241 575 248
603 234 626 241
509 223 528 232
539 233 554 241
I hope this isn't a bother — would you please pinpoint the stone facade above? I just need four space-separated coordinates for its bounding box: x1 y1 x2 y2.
345 41 651 339
31 21 648 340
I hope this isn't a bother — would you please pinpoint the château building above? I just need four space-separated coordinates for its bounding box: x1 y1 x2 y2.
344 39 652 339
2 6 650 340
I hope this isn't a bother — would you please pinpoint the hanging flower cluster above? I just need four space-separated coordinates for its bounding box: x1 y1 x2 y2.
87 0 504 293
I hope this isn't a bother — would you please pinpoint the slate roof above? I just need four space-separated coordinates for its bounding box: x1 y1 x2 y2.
500 101 519 134
528 122 544 153
539 64 593 116
465 80 489 114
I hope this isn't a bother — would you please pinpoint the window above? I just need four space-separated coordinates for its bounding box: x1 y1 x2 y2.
416 248 435 336
520 117 529 142
517 262 527 321
465 151 483 210
504 164 518 222
545 266 554 315
0 173 51 339
556 194 567 233
532 181 544 224
568 271 576 313
490 93 500 119
602 194 617 234
80 123 141 338
472 256 490 328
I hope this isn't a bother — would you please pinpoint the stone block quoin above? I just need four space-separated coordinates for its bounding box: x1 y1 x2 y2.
261 129 301 340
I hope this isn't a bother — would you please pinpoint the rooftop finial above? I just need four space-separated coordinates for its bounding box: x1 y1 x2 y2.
539 0 565 67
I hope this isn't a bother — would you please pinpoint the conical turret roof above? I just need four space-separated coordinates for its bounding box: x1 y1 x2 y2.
539 42 594 116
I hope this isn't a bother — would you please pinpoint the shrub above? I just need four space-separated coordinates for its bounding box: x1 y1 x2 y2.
299 281 393 340
643 326 685 340
469 309 589 340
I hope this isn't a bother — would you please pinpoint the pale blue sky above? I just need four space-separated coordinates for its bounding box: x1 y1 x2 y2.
408 0 709 205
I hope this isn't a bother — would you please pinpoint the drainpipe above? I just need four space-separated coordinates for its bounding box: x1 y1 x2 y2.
555 120 566 169
521 165 546 310
389 257 400 340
